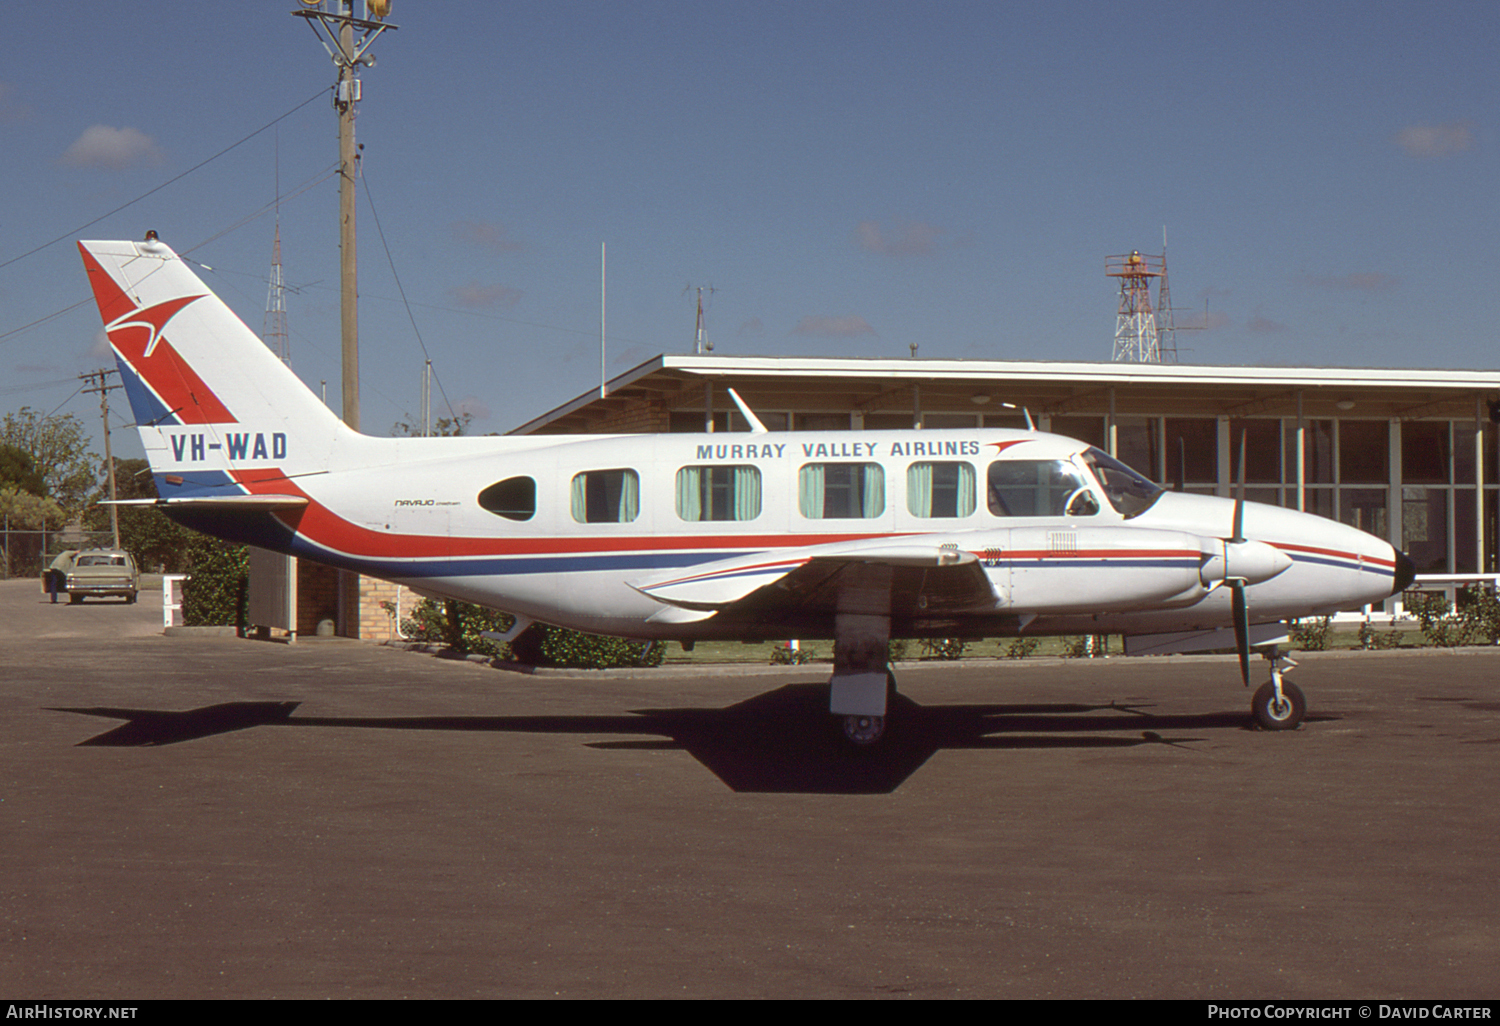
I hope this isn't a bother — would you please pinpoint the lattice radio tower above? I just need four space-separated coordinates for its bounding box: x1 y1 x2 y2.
262 221 291 364
1105 248 1179 362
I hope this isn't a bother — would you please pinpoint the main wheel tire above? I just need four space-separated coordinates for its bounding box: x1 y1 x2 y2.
842 714 885 746
1252 680 1306 731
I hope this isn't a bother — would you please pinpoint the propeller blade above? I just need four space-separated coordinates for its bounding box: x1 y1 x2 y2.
1232 431 1247 543
1231 579 1250 685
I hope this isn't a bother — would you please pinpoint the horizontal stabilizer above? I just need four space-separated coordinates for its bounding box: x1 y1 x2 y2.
104 495 310 511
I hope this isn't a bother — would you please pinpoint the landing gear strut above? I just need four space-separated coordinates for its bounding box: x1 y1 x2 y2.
829 601 893 746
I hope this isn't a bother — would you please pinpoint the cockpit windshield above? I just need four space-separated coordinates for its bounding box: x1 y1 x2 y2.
1080 447 1162 518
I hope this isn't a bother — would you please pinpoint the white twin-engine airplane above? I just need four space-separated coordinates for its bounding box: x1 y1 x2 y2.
81 237 1415 745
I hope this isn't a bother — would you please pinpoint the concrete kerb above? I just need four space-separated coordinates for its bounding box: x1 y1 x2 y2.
149 626 1500 681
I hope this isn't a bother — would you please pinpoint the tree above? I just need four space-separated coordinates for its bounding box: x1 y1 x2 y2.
0 443 47 497
0 408 98 515
0 487 65 530
391 411 473 437
82 457 197 572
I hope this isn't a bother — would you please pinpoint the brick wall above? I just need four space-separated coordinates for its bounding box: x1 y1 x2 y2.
358 575 417 642
296 560 341 637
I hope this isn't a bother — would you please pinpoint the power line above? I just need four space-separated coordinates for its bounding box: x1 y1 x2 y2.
0 89 326 274
361 169 458 423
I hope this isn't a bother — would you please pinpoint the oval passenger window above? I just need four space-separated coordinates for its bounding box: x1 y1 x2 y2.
478 476 536 521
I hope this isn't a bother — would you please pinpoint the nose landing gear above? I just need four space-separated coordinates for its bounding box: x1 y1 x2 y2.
1251 649 1305 730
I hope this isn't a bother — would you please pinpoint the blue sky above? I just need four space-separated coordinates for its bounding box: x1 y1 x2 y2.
2 1 1496 458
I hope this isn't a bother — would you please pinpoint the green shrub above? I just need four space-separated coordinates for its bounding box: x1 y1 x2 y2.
918 637 966 660
399 596 664 668
769 643 817 665
1358 620 1403 649
513 623 665 669
1288 616 1331 651
394 598 515 657
1005 636 1040 659
1408 586 1500 647
181 539 249 628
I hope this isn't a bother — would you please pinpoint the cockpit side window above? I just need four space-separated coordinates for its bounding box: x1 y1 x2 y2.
1080 447 1162 518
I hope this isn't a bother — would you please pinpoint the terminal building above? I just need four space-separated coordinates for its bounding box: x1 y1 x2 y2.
514 354 1500 588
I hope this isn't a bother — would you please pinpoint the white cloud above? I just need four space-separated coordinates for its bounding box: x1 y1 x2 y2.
58 125 164 170
449 281 523 308
1246 313 1288 334
1393 122 1473 158
1176 308 1230 331
855 219 945 257
451 220 525 253
1306 272 1400 293
793 314 877 337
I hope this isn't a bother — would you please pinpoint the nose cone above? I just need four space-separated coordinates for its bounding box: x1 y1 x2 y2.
1391 549 1417 596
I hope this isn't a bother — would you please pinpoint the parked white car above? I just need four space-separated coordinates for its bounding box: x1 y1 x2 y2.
45 548 140 604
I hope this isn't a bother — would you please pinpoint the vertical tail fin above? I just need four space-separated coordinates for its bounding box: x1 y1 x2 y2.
79 239 355 499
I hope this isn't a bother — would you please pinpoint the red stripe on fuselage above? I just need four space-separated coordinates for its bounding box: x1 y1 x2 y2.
1273 541 1392 569
233 469 1353 571
234 469 898 560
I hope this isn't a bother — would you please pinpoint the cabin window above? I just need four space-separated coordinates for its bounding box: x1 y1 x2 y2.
987 459 1100 517
570 468 640 523
477 476 537 521
676 465 762 522
798 463 884 519
907 462 976 518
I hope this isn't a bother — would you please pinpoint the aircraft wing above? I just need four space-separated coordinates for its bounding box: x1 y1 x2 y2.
629 537 998 624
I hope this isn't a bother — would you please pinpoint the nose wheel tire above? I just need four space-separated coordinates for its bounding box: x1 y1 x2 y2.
842 715 886 746
1252 680 1306 731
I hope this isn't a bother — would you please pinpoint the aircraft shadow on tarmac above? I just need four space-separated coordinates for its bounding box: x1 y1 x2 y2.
51 682 1322 794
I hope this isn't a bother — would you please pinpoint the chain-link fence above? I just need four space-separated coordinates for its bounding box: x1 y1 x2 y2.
1 526 116 580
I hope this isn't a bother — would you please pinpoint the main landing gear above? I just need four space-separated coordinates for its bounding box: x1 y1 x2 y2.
829 607 895 747
1250 647 1305 731
839 669 898 746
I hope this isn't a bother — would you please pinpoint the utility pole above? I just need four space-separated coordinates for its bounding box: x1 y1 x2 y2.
80 369 122 549
294 1 396 640
293 1 396 431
